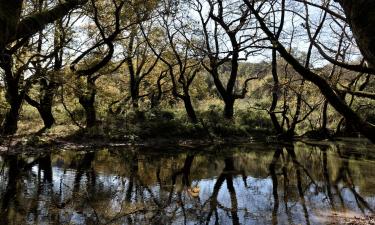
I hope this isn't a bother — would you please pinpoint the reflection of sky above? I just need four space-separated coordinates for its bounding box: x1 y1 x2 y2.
1 146 375 225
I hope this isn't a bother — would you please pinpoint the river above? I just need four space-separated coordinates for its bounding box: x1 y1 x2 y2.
0 139 374 224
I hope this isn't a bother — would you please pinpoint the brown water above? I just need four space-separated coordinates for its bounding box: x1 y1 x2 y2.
0 140 374 225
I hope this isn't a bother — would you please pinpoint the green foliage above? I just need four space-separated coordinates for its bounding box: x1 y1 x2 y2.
13 60 352 142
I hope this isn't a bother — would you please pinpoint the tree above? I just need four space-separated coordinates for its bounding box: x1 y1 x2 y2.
267 0 324 138
337 0 375 69
191 0 261 119
24 7 74 132
141 0 201 123
243 0 375 142
125 24 161 109
70 0 125 128
0 0 87 135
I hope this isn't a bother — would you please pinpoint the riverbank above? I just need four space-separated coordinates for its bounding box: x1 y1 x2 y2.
0 125 371 156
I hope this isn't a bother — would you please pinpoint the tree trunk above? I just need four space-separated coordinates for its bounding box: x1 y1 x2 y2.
270 49 283 134
0 0 23 49
25 96 55 131
39 81 56 129
131 86 139 109
38 105 55 129
0 54 23 136
321 100 329 130
35 82 56 130
127 26 139 110
183 96 198 123
339 1 375 68
25 89 56 131
288 82 304 135
79 96 96 128
79 79 97 128
1 99 22 135
224 97 235 119
25 82 57 131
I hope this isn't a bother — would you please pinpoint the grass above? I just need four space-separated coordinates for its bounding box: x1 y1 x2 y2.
11 101 275 147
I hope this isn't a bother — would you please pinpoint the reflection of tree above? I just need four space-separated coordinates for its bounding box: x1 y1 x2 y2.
0 153 54 224
1 155 22 225
170 154 195 224
30 153 53 223
226 160 240 225
269 144 312 225
125 153 138 225
2 144 374 224
205 157 240 225
270 142 374 225
138 154 197 224
123 153 240 225
334 146 374 213
103 152 198 224
72 151 96 194
126 153 138 204
169 154 195 200
285 144 311 225
269 147 282 225
70 151 99 223
39 153 53 183
321 145 335 209
305 142 373 214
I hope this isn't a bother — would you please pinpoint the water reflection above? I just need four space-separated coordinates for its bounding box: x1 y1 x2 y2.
0 141 374 224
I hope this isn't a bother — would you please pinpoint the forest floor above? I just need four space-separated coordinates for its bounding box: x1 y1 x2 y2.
0 116 365 155
0 122 257 155
0 116 271 154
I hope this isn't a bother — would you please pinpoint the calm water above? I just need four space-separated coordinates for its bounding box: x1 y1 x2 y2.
0 140 375 225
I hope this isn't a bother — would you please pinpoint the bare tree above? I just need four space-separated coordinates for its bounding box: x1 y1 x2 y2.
141 1 202 123
243 0 375 142
191 0 262 119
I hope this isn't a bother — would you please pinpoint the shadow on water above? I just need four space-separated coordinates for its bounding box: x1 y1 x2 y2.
0 140 374 224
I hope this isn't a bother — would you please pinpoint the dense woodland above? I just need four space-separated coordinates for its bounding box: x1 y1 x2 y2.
0 0 374 144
